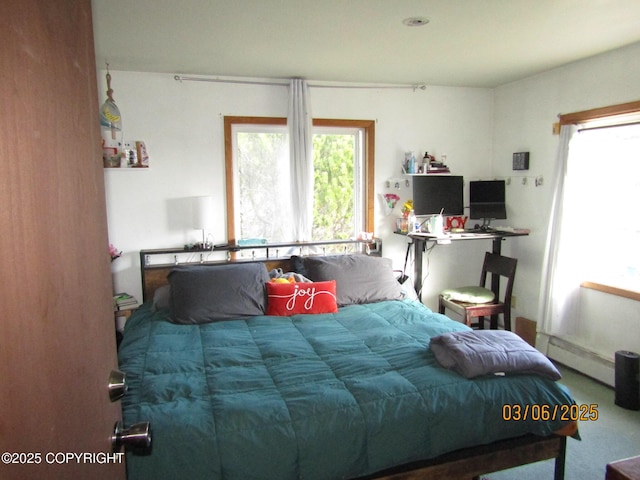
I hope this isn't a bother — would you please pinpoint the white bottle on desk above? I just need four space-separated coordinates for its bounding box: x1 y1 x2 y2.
408 210 418 233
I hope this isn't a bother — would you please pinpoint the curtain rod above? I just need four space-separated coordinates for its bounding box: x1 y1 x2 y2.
173 75 427 91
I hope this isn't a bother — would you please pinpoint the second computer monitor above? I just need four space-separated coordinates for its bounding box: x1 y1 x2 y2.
469 180 507 221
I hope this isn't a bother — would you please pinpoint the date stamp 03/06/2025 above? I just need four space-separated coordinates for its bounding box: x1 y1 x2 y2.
502 403 599 422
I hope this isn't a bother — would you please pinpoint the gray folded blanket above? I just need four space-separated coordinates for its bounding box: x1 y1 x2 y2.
430 330 561 380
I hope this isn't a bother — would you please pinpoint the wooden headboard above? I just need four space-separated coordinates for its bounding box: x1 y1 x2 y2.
139 238 381 302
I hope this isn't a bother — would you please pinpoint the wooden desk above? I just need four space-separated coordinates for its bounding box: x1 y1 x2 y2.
407 230 529 300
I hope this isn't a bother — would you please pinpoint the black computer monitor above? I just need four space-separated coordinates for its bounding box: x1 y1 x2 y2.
412 175 464 216
469 180 507 229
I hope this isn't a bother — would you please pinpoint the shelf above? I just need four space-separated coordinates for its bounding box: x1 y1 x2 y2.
139 238 382 302
404 172 452 176
141 239 382 267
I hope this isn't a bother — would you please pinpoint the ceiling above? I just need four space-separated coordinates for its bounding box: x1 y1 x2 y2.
91 0 640 88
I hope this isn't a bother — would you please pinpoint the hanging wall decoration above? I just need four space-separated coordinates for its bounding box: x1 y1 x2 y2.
100 64 123 168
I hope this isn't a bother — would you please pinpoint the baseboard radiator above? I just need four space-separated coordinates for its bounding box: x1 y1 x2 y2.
545 336 615 387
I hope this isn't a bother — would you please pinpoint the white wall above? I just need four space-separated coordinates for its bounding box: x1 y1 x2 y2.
103 40 640 379
492 41 640 381
102 72 494 305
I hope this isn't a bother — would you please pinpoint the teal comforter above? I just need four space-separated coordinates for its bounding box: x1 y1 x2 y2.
119 299 575 480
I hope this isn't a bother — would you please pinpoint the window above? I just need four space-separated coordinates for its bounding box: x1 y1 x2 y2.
554 101 640 297
224 116 374 245
538 101 640 344
312 125 363 240
566 120 640 292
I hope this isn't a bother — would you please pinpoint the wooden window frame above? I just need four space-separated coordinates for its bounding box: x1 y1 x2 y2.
559 100 640 125
224 116 375 244
559 99 640 299
581 282 640 302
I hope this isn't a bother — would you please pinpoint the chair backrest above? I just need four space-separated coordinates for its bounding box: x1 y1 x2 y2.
479 252 518 303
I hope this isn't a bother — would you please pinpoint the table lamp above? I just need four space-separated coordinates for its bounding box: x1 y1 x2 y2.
192 196 214 249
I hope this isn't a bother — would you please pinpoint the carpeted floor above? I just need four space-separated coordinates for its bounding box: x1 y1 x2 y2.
487 364 640 479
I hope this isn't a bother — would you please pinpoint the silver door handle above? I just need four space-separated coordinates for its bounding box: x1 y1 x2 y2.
111 421 151 453
108 370 127 402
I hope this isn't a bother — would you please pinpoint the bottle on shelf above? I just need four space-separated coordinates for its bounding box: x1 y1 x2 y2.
404 151 416 174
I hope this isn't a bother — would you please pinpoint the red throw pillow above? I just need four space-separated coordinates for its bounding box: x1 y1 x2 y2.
266 280 338 316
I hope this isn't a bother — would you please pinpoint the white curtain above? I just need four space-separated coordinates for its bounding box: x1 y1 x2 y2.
537 124 580 346
537 119 640 368
288 78 313 241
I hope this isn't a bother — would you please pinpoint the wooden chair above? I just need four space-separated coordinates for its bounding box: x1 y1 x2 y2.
438 252 518 331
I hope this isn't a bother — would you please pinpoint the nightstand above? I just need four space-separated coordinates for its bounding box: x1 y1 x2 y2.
114 293 139 348
607 455 640 480
114 307 137 349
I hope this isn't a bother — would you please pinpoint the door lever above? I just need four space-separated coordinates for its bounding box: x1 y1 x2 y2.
108 370 127 402
111 421 152 454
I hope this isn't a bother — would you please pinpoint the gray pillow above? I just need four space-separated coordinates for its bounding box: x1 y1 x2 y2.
168 263 270 324
291 255 403 306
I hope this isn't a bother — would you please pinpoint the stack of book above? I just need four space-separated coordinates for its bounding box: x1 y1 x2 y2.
114 292 139 311
426 161 451 174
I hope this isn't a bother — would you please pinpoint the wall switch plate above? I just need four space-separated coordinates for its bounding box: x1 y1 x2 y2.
513 152 529 170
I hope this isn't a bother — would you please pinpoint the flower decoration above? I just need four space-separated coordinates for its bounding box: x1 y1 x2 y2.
109 244 122 262
383 193 400 209
402 199 413 218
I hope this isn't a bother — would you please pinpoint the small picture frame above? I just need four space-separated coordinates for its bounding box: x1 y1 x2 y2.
513 152 530 171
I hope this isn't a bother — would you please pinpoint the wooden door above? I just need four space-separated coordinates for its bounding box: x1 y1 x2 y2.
0 1 126 479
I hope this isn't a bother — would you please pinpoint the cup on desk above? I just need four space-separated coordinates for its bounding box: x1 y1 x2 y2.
429 215 444 236
396 218 409 234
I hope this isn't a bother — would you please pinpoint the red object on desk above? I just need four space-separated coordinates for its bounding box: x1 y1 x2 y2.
446 216 468 230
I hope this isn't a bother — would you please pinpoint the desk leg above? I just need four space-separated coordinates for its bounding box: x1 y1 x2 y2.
490 237 503 292
490 237 503 329
413 238 424 301
491 237 502 255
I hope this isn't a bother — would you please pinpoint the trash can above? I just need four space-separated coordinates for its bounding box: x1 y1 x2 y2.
615 350 640 410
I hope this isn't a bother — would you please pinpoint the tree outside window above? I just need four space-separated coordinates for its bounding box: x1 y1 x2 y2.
224 117 374 247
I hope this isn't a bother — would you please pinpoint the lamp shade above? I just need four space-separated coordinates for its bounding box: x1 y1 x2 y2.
192 196 214 230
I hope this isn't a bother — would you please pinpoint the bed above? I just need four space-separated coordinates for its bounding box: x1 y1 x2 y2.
118 253 578 480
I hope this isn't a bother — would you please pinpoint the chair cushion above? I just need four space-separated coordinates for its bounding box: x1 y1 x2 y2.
440 286 495 304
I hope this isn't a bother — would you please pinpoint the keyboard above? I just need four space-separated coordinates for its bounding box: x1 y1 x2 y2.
491 226 516 232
